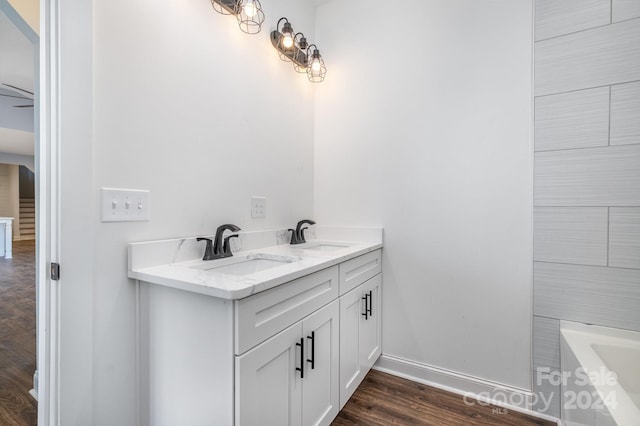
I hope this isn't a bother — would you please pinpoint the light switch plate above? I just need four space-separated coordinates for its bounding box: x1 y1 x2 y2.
251 196 266 218
101 188 150 222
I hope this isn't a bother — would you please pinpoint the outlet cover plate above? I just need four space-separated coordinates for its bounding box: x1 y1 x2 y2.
251 196 266 218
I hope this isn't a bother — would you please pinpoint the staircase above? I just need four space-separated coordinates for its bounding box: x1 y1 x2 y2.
19 198 35 240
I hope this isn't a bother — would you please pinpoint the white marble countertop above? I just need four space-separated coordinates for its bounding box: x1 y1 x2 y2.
128 227 382 300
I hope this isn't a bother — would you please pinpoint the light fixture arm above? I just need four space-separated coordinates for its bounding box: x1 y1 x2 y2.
276 17 289 30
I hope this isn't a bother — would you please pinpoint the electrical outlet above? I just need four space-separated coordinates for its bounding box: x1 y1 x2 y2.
251 196 266 218
101 188 150 222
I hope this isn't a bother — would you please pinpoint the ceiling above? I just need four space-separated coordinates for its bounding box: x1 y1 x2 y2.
0 10 34 156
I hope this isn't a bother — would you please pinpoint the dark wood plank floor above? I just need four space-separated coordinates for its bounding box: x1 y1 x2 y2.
333 370 555 426
0 240 37 426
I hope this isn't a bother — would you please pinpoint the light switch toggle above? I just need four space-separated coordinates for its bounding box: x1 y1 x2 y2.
101 188 150 222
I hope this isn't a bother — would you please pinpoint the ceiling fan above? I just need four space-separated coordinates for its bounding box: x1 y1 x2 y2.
0 83 34 108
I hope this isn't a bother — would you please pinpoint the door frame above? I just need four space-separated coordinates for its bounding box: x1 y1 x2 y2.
38 0 60 423
0 0 57 424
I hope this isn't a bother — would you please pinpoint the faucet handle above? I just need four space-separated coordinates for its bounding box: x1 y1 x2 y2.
223 234 239 255
196 237 215 261
288 229 300 245
299 227 309 244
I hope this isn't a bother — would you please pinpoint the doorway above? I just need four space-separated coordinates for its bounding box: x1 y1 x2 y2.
0 2 39 425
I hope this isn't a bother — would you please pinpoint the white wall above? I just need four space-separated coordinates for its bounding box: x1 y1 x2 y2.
314 0 533 390
55 0 318 424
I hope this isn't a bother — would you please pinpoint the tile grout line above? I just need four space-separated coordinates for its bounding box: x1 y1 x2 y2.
608 85 612 146
607 207 610 266
534 15 638 43
610 0 613 25
535 206 640 208
533 259 640 272
534 79 640 99
533 144 640 154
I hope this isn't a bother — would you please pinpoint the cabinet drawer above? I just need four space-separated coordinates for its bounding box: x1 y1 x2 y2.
339 250 382 295
235 266 339 355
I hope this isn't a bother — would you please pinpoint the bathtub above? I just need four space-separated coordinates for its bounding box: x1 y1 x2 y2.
560 321 640 426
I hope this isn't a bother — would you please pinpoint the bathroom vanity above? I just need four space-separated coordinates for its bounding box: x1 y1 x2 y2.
129 227 382 425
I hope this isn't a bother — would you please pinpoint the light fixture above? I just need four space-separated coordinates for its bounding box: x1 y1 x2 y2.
271 19 327 82
209 0 265 34
292 32 309 73
306 45 327 83
271 18 297 62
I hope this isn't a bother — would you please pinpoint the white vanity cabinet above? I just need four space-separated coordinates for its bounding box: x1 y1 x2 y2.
136 248 382 426
236 300 339 426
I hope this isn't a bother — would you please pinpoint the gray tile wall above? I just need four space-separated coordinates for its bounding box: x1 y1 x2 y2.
535 19 640 96
533 1 640 418
534 262 640 330
533 370 562 418
610 81 640 146
612 0 640 22
535 87 610 151
533 207 608 265
535 145 640 206
533 316 560 371
609 208 640 268
534 0 610 41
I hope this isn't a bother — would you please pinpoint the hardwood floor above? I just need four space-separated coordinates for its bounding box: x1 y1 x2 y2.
332 370 555 426
0 240 37 426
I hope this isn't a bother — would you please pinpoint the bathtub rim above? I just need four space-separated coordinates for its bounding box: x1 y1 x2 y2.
560 321 640 426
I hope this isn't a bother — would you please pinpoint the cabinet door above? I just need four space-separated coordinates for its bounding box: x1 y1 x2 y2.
301 301 339 426
339 275 382 409
236 322 303 426
339 284 366 408
359 274 382 373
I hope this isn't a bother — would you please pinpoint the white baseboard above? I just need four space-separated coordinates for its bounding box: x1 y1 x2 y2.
374 353 561 425
29 388 37 400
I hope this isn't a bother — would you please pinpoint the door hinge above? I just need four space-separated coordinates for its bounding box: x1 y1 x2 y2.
50 262 60 280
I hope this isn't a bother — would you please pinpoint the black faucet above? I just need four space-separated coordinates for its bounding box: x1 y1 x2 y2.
213 224 241 259
289 219 316 245
197 224 241 260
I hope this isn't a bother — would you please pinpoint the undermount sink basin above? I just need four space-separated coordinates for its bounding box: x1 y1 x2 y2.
302 243 351 252
193 253 301 276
